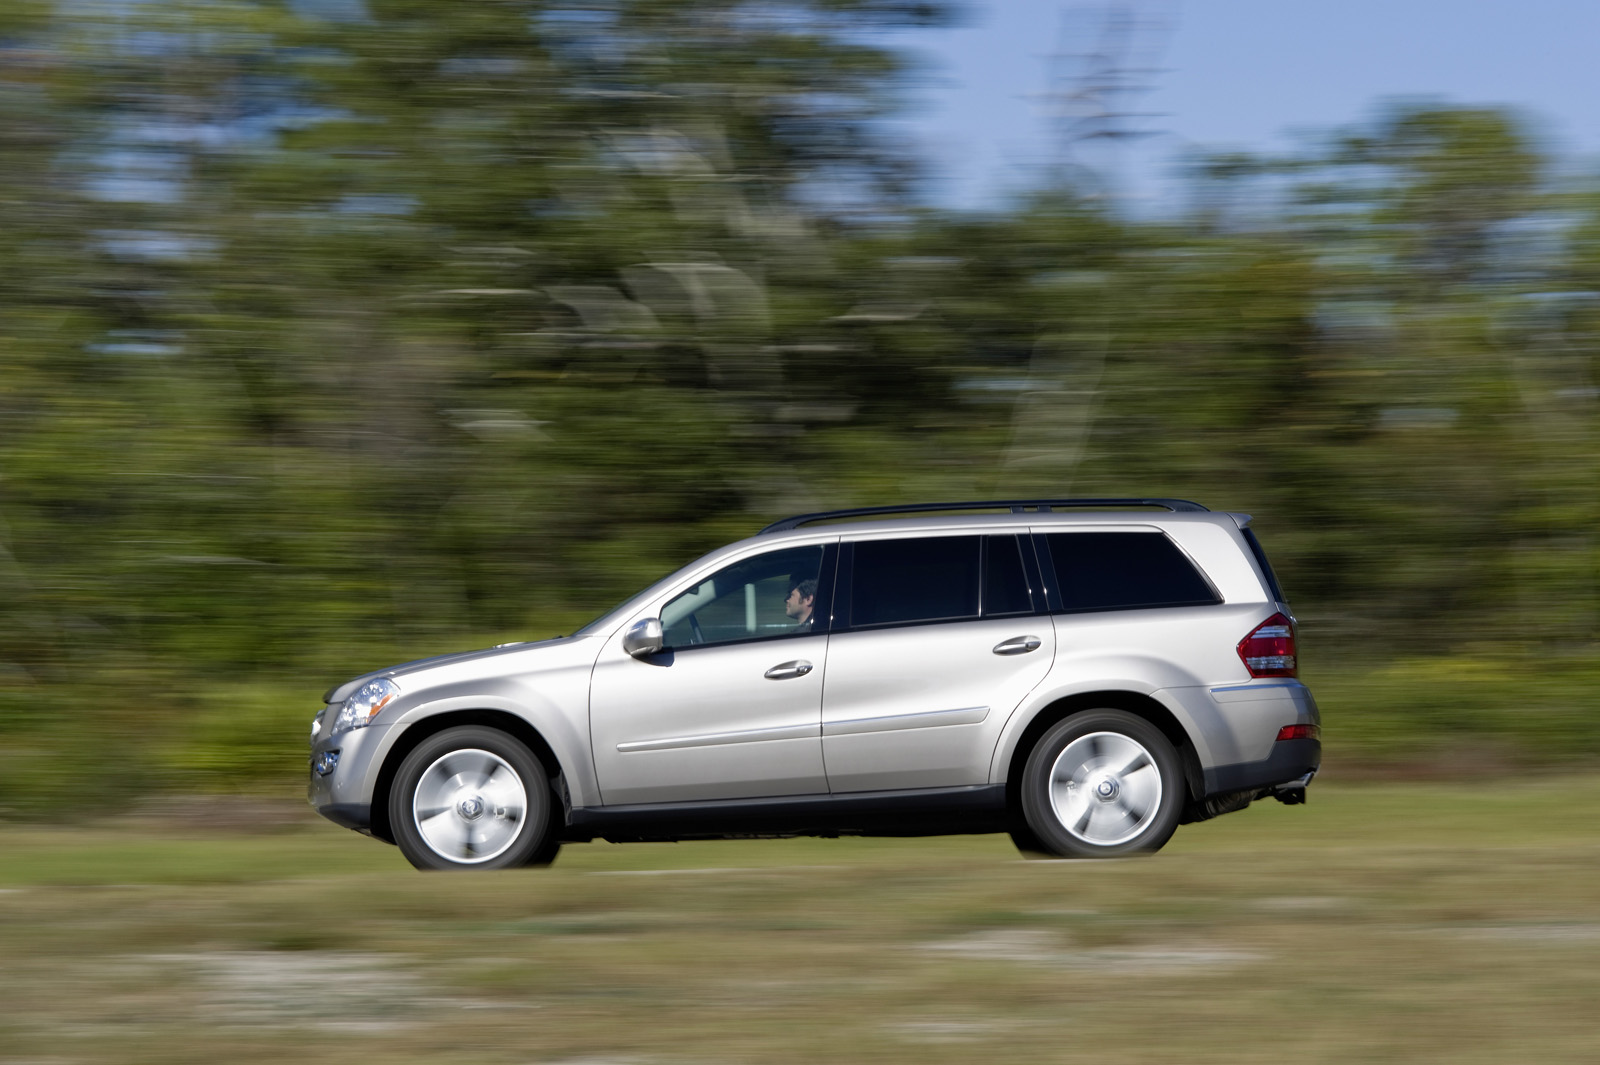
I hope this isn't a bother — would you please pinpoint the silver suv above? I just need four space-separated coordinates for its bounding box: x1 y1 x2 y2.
309 499 1319 870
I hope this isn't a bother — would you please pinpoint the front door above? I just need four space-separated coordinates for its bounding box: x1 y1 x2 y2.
589 542 835 805
820 533 1054 793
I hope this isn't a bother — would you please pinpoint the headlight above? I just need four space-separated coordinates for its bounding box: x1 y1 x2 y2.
332 677 400 735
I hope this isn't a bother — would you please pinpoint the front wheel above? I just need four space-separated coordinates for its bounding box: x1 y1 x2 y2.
1020 710 1184 858
390 726 554 871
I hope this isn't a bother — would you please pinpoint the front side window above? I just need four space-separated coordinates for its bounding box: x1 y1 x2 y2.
661 545 826 649
1045 531 1219 612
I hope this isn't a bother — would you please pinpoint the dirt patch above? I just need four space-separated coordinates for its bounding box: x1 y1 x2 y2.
1447 923 1600 943
139 951 427 1030
888 1018 1006 1043
915 930 1264 973
1252 896 1351 912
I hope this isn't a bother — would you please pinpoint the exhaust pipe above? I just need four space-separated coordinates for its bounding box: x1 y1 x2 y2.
1272 770 1316 805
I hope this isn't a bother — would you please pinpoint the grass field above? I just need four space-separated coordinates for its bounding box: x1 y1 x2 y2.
2 779 1598 1064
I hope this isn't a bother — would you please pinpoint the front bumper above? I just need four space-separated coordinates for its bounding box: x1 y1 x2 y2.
317 802 372 831
308 719 395 833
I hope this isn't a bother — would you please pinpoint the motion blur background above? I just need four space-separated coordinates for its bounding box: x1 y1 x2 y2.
1 0 1597 814
5 5 1600 1064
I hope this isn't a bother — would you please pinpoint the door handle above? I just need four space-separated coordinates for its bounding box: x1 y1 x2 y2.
992 636 1042 656
764 659 815 680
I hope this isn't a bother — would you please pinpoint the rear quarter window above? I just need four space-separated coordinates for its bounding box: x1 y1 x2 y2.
1242 527 1286 603
1044 531 1220 612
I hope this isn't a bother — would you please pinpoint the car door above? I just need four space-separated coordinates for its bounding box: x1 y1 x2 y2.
589 541 837 805
819 532 1054 793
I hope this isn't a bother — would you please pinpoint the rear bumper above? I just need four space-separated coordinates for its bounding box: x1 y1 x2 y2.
1202 737 1321 797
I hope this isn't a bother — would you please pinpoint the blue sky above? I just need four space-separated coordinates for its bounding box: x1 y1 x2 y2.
897 0 1600 209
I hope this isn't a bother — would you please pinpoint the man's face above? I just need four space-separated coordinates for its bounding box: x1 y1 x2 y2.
784 587 814 622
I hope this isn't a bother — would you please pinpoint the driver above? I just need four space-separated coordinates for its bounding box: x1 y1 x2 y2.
784 577 818 633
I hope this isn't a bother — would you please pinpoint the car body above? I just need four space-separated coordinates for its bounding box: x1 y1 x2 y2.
309 499 1320 869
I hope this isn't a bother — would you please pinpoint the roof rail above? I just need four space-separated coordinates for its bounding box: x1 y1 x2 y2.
757 498 1209 535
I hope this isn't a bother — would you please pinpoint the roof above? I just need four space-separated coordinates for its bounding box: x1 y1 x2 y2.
757 498 1208 535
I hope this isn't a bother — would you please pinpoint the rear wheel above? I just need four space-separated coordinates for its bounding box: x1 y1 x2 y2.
390 726 554 871
1020 710 1183 858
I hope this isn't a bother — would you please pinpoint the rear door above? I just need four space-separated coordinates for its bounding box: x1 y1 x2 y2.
818 533 1054 792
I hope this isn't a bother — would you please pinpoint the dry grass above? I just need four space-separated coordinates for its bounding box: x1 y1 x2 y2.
2 778 1598 1064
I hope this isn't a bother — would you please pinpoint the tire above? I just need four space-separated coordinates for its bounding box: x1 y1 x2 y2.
525 826 563 868
1020 710 1184 858
390 726 554 871
1007 821 1055 859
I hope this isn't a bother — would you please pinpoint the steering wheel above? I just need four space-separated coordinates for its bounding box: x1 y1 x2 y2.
688 612 705 645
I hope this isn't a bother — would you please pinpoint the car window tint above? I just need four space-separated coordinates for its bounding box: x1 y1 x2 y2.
661 545 825 649
1242 527 1286 603
851 537 980 628
983 535 1034 617
1045 532 1218 612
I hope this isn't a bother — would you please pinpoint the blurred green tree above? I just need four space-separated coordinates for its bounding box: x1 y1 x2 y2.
0 6 1597 808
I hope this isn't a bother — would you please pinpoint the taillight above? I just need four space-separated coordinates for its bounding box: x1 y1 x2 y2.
1276 723 1319 742
1238 612 1297 677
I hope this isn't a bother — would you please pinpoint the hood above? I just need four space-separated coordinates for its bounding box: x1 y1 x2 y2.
322 636 569 704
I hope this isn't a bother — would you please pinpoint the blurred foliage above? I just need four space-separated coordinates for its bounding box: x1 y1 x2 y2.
1 2 1598 812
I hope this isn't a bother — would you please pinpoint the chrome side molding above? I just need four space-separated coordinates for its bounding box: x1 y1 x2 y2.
824 705 989 737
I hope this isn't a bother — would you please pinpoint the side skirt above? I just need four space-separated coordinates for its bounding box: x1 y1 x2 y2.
564 784 1008 843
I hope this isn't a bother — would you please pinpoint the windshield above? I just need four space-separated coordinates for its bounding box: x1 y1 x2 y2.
570 555 709 637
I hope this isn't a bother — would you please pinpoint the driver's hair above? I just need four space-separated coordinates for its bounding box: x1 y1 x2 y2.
787 577 818 601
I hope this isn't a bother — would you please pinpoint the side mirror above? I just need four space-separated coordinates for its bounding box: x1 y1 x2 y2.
622 617 664 658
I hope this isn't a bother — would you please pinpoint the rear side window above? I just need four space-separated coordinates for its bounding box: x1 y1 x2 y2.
1045 532 1219 613
851 537 980 627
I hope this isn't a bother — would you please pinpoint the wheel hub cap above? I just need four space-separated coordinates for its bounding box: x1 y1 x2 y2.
412 748 528 864
1046 731 1163 847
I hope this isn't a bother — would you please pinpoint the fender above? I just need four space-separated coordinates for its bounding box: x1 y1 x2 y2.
987 673 1218 785
371 676 601 809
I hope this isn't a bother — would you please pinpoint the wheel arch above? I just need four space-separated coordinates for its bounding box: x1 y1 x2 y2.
999 690 1205 823
370 709 569 845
